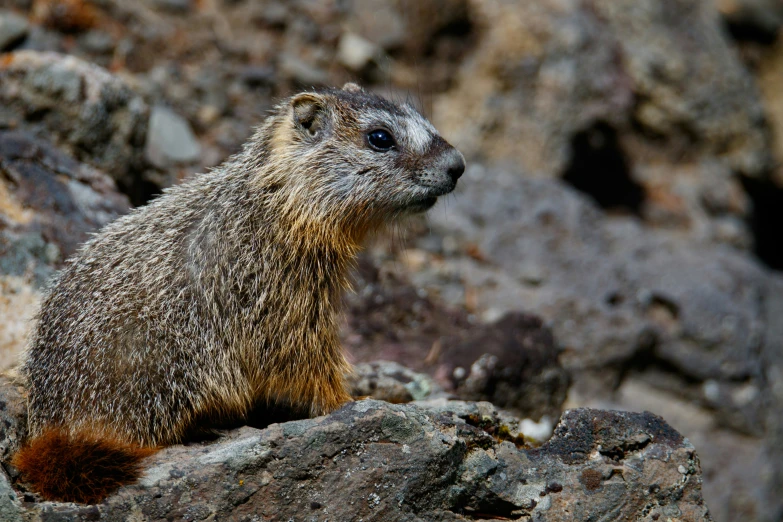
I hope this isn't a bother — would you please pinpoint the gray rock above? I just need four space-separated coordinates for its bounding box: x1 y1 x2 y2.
0 131 130 263
421 166 770 424
348 0 408 50
0 469 21 522
2 389 712 520
435 0 770 242
144 105 202 168
150 0 193 13
0 376 26 468
715 0 783 41
349 360 447 403
78 30 115 55
337 32 380 71
278 53 329 86
0 10 28 51
402 164 782 521
0 51 149 193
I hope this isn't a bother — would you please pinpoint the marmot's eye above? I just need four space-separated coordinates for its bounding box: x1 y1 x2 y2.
367 129 395 151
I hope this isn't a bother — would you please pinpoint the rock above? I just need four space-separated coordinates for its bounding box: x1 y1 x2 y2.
0 51 149 195
0 470 22 522
418 166 769 422
0 131 130 262
77 29 115 55
400 163 782 521
278 53 328 86
434 0 770 243
0 376 27 466
348 361 447 404
150 0 193 14
347 0 408 50
716 0 783 42
0 10 28 51
343 256 570 423
0 381 712 520
337 32 379 71
0 377 24 522
439 312 570 423
760 275 783 521
0 131 130 369
144 105 201 169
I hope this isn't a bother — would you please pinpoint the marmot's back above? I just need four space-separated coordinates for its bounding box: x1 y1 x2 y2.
15 83 465 503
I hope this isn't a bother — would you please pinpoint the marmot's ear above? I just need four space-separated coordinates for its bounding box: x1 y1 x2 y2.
291 94 328 138
342 82 363 93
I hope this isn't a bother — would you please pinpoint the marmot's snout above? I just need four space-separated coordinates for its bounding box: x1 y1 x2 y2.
416 143 466 201
444 147 466 183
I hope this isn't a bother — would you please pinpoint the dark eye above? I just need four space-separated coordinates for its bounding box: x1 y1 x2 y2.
367 129 395 151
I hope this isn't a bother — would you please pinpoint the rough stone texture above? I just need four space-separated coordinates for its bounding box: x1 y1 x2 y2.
0 385 712 521
0 51 150 196
0 376 26 468
343 256 570 423
433 0 769 246
412 167 771 432
348 361 448 405
391 164 783 521
0 2 779 521
0 131 129 369
0 10 29 51
0 130 130 262
438 312 569 424
716 0 783 42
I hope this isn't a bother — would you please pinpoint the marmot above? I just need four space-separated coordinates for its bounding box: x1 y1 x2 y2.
12 83 465 503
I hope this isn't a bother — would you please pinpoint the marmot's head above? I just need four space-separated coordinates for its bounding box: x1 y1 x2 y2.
260 83 465 236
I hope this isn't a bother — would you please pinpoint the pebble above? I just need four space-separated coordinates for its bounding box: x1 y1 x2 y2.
337 32 379 71
150 0 193 13
145 106 201 168
0 10 29 51
279 53 328 86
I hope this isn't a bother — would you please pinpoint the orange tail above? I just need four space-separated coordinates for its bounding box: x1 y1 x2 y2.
12 428 156 504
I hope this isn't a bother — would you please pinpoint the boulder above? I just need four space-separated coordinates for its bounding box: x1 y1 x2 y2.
0 51 150 198
0 374 712 521
343 256 570 424
0 130 129 369
433 0 770 244
399 164 783 521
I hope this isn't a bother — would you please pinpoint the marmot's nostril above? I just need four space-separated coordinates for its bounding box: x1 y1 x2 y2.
446 150 466 182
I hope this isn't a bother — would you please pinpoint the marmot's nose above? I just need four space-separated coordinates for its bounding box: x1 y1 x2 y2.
445 149 466 182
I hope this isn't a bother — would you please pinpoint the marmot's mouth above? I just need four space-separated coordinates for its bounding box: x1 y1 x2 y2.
406 196 438 212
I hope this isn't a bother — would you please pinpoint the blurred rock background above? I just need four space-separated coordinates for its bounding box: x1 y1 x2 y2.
1 0 782 520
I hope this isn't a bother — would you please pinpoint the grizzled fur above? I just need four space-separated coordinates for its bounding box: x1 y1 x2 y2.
18 83 464 466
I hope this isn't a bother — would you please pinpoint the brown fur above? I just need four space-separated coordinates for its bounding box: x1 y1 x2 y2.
12 429 155 504
16 84 464 503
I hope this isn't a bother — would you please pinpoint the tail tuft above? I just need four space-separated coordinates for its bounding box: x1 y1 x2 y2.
12 428 155 504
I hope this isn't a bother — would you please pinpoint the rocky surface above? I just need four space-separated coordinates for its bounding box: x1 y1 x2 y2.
0 51 150 198
433 0 770 250
394 165 783 521
0 130 128 369
0 375 711 521
0 0 782 520
0 10 28 51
